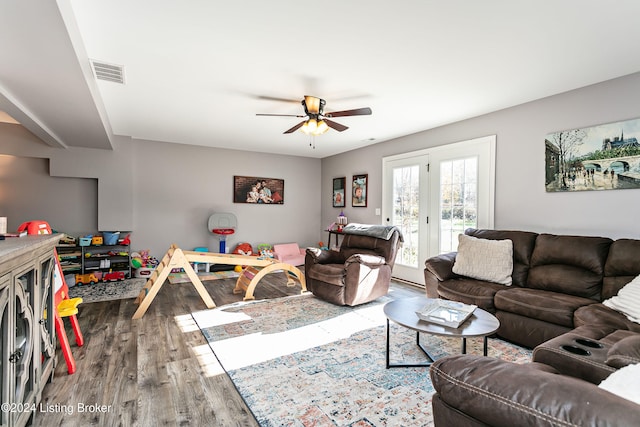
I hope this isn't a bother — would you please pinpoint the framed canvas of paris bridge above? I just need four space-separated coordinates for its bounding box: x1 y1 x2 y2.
545 117 640 192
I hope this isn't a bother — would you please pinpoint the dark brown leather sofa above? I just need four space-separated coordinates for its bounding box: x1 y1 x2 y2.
425 229 640 425
305 225 402 306
424 228 640 349
430 354 640 426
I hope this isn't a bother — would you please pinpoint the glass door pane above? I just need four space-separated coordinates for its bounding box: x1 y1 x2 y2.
392 165 420 267
440 156 478 253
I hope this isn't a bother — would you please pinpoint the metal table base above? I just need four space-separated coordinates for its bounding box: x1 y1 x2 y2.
385 318 489 368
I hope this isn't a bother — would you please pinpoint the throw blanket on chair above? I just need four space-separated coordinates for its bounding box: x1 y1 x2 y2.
342 223 403 242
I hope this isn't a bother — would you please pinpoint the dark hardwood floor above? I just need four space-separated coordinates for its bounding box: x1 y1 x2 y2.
32 274 424 426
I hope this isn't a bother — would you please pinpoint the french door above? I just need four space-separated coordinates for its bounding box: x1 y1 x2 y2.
382 155 430 283
383 135 496 285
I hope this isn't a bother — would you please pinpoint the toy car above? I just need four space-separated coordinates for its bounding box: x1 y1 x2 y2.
75 273 99 286
102 271 126 282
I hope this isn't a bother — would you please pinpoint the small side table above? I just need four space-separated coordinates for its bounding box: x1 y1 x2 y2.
327 230 345 249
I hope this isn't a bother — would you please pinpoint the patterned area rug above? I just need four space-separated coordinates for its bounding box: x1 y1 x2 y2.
193 291 532 426
68 278 146 303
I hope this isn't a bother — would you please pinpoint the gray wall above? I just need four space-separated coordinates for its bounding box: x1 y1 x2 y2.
321 71 640 241
0 123 134 232
3 71 640 262
0 124 322 258
0 153 98 235
129 139 322 257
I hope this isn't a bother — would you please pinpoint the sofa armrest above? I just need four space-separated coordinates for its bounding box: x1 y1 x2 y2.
305 248 344 265
424 252 458 281
430 355 640 427
424 252 458 298
345 253 386 269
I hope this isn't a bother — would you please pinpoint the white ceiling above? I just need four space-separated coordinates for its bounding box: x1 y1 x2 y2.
2 1 640 158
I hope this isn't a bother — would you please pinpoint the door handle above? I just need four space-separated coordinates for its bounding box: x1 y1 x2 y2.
9 350 23 363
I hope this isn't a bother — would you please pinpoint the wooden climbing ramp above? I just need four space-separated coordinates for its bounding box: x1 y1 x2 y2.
132 244 216 319
132 245 306 319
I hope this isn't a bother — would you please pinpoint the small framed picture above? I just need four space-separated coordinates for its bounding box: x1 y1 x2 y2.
352 174 368 207
333 177 346 207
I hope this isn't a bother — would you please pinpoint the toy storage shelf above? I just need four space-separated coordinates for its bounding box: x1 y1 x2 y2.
56 243 131 279
56 246 83 273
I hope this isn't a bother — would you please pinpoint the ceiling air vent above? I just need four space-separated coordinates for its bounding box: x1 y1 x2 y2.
90 60 125 84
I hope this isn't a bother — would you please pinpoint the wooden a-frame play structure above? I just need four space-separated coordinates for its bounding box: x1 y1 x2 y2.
132 245 307 319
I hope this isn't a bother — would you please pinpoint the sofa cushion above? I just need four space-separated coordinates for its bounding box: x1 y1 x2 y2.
570 324 624 342
465 228 538 286
437 278 504 312
600 329 640 346
602 274 640 324
603 239 640 299
494 288 595 327
599 363 640 405
528 234 612 299
452 234 513 285
496 311 572 348
574 303 640 333
606 335 640 369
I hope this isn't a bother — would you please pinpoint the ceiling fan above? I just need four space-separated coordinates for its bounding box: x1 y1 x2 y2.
256 95 372 135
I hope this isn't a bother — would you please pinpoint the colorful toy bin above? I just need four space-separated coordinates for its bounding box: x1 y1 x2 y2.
135 267 154 278
103 231 120 245
131 250 159 278
79 237 92 246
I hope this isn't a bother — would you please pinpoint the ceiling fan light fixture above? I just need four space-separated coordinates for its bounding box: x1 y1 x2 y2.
301 118 329 136
302 118 318 134
316 119 329 134
257 95 370 138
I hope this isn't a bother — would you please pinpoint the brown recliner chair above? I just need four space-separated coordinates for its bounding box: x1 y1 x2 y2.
305 225 402 306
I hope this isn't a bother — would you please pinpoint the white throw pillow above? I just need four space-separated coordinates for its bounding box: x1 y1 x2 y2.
599 363 640 405
602 274 640 324
452 234 513 285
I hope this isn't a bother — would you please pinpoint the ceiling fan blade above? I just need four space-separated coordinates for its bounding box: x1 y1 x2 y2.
256 113 306 117
284 121 306 134
325 107 372 118
255 95 301 103
324 119 349 132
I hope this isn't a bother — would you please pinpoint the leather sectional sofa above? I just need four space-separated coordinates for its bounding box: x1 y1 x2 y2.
429 354 640 426
424 228 640 348
424 229 640 425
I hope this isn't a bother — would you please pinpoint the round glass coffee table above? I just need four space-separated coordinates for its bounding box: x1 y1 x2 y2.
383 296 500 368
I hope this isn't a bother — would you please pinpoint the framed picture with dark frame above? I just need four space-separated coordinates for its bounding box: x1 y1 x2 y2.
352 174 368 207
333 177 346 207
233 176 284 204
